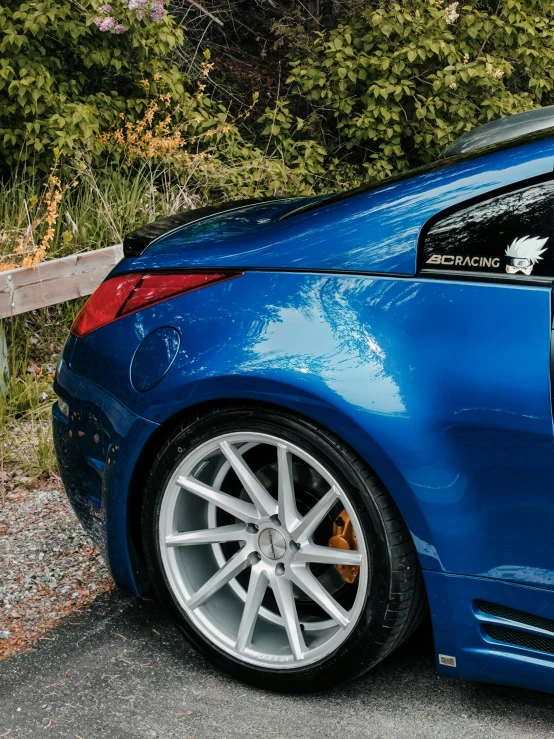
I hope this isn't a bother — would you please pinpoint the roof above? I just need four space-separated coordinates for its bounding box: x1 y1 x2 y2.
121 109 554 259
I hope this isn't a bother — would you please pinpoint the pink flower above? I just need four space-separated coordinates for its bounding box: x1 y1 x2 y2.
98 4 112 13
98 16 116 31
113 23 127 34
150 0 165 21
127 0 148 8
93 16 104 27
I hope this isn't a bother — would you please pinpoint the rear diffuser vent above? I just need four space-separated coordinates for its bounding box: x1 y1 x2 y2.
485 624 554 655
476 600 554 633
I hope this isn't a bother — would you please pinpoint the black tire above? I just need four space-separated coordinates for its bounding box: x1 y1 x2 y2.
141 403 426 692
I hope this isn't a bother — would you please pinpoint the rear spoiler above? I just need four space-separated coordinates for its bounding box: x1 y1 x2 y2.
123 197 279 257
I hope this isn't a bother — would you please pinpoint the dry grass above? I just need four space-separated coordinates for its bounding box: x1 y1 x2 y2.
0 299 113 662
0 303 115 658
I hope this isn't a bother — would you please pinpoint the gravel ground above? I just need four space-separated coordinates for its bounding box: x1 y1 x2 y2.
0 483 113 660
2 590 554 738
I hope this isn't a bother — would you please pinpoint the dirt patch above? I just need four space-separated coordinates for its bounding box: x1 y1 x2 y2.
0 480 113 660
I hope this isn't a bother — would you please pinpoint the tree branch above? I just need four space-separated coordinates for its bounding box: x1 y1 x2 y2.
186 0 224 27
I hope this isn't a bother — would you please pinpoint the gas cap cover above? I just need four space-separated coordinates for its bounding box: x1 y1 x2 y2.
131 327 180 392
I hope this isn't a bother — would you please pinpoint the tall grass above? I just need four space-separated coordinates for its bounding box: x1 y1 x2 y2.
0 164 203 266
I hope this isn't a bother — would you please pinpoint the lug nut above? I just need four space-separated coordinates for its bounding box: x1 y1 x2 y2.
246 523 259 534
275 563 285 576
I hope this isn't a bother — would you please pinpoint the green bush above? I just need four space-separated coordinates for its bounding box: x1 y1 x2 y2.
5 0 554 191
0 1 330 198
0 0 186 168
285 0 554 179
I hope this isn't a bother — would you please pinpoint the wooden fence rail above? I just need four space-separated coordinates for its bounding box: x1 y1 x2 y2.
0 244 124 391
0 244 124 319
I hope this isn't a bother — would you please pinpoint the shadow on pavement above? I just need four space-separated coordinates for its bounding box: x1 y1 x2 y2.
1 589 554 738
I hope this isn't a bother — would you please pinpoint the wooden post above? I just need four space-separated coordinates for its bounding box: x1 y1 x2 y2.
0 320 8 394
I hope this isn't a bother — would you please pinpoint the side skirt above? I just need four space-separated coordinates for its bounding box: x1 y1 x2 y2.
425 570 554 693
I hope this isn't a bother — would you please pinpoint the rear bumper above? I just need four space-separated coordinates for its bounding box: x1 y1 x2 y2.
53 356 159 595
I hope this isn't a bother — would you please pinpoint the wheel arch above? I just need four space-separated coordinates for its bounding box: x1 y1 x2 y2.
126 389 440 594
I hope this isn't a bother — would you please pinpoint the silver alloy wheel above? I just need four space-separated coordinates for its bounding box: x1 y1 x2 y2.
158 432 369 669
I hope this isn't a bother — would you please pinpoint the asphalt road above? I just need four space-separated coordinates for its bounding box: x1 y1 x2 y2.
1 590 554 739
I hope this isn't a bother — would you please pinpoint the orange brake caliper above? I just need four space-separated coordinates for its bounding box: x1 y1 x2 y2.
328 509 359 584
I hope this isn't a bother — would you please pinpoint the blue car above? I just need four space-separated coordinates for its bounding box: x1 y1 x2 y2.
54 108 554 693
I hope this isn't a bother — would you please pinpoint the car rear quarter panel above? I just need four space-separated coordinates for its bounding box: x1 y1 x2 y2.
69 270 554 585
115 138 554 276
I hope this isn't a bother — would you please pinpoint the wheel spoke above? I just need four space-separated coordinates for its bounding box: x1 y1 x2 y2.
165 524 247 547
292 487 339 542
272 575 305 661
277 445 300 532
289 564 349 627
219 440 278 517
295 542 362 567
236 566 269 653
177 476 260 523
186 548 251 609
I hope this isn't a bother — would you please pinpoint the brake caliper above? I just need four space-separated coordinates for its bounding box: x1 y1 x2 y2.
328 509 359 584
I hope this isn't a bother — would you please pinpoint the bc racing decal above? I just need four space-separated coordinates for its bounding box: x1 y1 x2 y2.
425 234 549 276
426 254 500 268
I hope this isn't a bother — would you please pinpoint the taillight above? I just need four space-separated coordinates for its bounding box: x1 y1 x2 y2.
71 271 241 338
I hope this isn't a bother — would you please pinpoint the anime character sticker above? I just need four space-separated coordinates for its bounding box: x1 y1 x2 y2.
505 235 549 275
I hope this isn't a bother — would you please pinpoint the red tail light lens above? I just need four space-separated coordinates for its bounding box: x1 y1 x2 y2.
71 271 240 338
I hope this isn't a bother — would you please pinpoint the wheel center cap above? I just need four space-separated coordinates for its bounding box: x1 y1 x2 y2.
258 528 287 560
